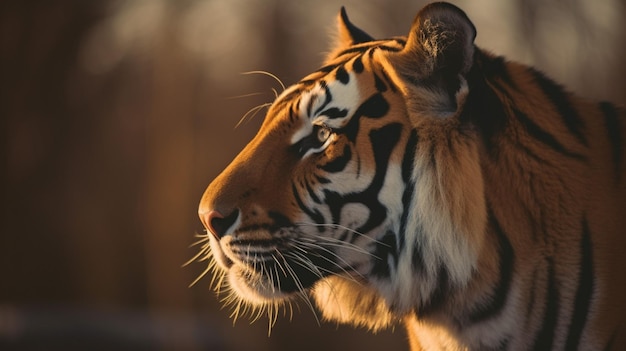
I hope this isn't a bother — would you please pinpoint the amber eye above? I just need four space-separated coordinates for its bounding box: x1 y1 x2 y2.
316 125 332 143
293 124 336 157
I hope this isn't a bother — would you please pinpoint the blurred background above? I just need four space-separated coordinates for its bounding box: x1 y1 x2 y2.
1 0 624 350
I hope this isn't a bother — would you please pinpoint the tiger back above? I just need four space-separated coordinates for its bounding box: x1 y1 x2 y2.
196 2 626 350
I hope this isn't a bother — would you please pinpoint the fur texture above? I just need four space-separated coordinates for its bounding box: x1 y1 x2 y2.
196 2 626 349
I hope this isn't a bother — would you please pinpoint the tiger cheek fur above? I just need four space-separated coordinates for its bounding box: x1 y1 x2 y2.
197 2 626 350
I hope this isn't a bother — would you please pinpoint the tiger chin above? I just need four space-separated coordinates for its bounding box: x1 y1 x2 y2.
196 2 626 350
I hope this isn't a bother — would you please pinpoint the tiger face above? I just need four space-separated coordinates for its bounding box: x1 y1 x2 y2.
198 3 485 329
199 42 415 323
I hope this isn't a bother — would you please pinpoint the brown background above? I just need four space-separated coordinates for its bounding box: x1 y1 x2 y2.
1 0 624 350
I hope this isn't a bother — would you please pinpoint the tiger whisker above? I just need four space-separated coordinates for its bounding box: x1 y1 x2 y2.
294 222 391 247
182 242 211 267
284 251 324 279
186 222 377 329
235 102 272 129
271 88 280 99
225 92 266 100
188 233 210 246
242 248 279 330
272 254 288 277
275 251 321 326
230 297 244 323
188 265 212 288
299 235 380 258
286 299 295 321
290 240 359 275
214 268 228 295
286 250 359 286
241 70 286 92
291 240 367 284
205 258 221 288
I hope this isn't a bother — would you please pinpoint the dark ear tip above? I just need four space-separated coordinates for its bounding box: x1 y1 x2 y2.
421 2 465 12
417 2 468 18
415 2 476 40
340 6 347 19
337 6 375 45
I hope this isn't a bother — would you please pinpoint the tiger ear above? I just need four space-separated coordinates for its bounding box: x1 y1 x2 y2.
329 7 374 56
388 2 476 117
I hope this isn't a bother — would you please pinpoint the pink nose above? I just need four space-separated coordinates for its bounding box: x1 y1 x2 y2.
200 209 240 239
200 210 224 240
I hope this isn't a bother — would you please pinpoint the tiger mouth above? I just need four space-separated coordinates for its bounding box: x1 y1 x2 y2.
209 232 330 301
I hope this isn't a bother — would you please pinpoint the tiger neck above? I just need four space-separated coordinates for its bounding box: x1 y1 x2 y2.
399 218 513 350
392 54 516 350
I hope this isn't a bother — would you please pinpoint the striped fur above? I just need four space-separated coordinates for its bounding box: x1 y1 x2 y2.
197 2 626 350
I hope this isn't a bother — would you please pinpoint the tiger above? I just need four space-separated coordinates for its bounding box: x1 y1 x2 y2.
195 2 626 350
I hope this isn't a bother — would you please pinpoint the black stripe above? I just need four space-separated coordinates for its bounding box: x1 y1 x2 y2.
524 268 539 329
313 55 360 81
335 65 349 84
467 211 514 323
291 182 325 227
564 217 595 350
367 48 376 59
304 179 321 204
599 101 622 183
312 83 333 117
402 130 418 182
411 233 426 275
514 108 585 160
359 93 389 118
352 55 364 73
417 266 449 316
377 44 402 52
464 54 510 159
371 231 399 278
318 107 348 119
319 144 351 173
398 180 414 251
355 123 400 233
394 38 407 46
340 93 390 142
530 68 587 147
398 130 418 249
490 56 516 89
379 67 398 93
532 258 559 350
315 174 330 184
316 65 336 74
335 44 376 58
373 72 388 92
320 123 401 235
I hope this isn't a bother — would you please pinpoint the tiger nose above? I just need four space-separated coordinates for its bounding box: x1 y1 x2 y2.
199 209 239 239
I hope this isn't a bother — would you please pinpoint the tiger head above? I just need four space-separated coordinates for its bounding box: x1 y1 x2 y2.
198 3 487 330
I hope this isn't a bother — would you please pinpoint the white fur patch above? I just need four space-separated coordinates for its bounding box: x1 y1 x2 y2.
339 203 370 229
312 276 396 331
290 73 360 146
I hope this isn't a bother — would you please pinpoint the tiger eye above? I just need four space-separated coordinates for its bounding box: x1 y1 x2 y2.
317 127 331 143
